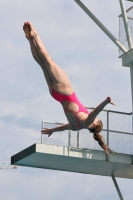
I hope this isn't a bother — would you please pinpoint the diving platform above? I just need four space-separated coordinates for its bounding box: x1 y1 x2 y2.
11 109 133 200
11 143 133 179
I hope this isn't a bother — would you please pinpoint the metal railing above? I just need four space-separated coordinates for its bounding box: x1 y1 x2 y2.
41 108 133 155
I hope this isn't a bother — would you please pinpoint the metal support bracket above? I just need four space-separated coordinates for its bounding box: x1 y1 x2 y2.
119 0 133 49
74 0 127 53
112 175 124 200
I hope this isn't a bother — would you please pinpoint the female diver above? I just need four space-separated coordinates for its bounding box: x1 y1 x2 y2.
23 22 115 154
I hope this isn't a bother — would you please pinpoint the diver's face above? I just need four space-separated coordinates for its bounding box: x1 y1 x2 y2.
93 118 99 126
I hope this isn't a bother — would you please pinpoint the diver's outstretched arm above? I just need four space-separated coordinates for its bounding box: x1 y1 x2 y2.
86 97 116 124
41 124 75 137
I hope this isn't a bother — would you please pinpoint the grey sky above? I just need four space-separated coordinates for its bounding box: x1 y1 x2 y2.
0 0 133 199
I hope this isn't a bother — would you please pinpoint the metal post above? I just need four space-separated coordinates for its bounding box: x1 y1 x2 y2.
68 130 71 146
130 66 133 111
119 0 133 49
41 121 43 144
77 130 79 147
106 111 109 161
130 66 133 135
112 175 124 200
74 0 127 53
132 111 133 134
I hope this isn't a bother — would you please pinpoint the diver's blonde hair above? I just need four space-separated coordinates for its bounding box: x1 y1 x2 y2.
89 120 114 155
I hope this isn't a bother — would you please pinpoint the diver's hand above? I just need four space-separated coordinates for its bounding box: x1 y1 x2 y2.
41 128 53 137
106 97 116 106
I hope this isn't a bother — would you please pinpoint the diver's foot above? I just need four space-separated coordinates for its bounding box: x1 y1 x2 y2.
23 21 38 40
27 22 38 39
23 22 30 39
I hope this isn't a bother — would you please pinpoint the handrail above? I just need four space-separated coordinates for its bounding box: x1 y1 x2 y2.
42 120 64 125
86 107 132 115
102 128 133 135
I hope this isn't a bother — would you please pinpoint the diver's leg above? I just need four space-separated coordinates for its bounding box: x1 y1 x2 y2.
26 22 73 95
23 22 53 92
29 38 54 88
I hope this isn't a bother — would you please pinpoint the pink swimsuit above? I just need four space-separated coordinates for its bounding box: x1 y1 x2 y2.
52 89 89 129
